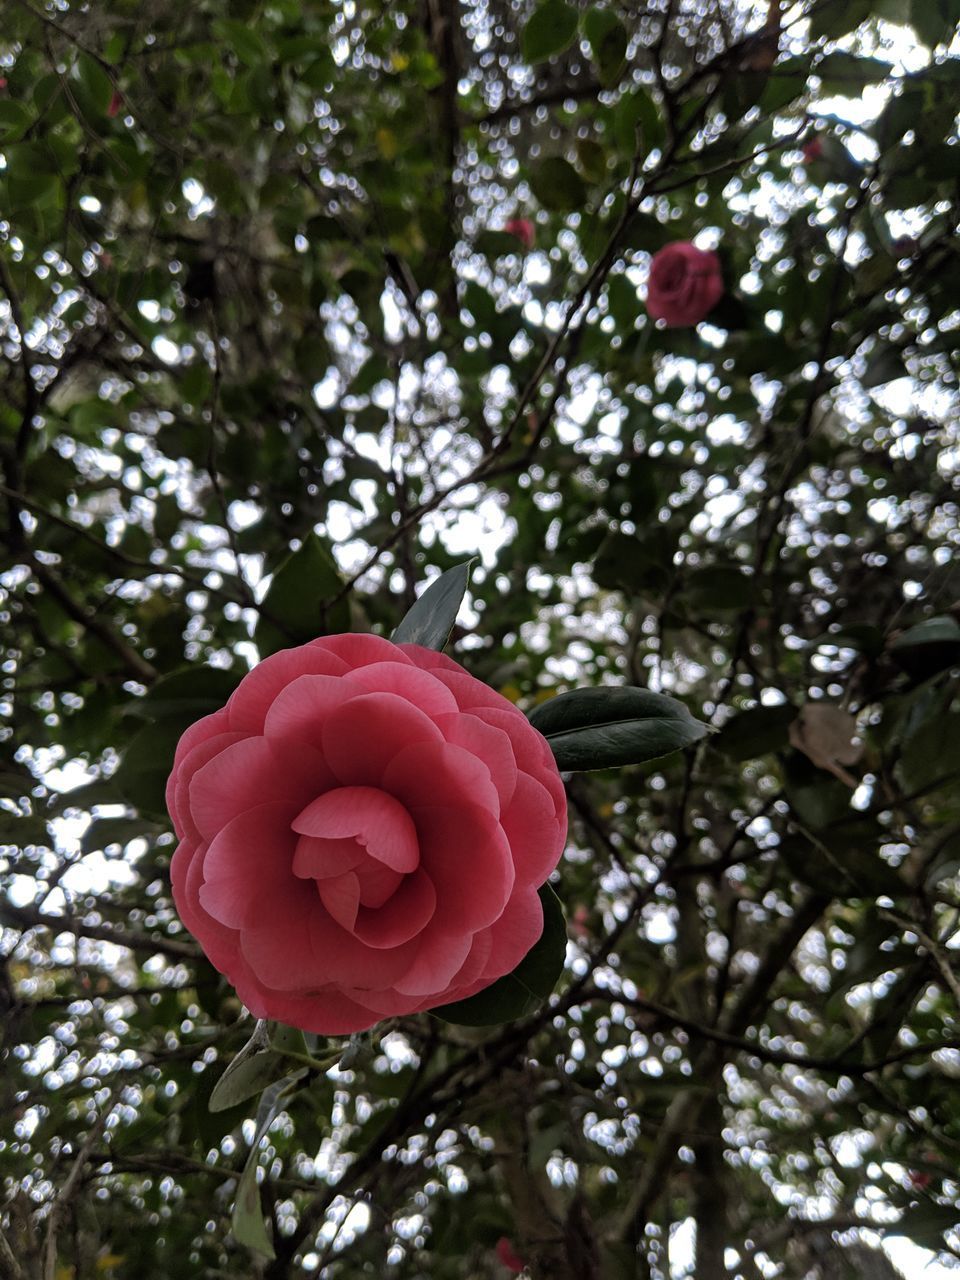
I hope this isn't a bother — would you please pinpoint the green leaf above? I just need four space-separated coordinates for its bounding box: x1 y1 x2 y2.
211 1021 277 1112
391 560 474 651
909 0 955 48
582 8 627 87
612 88 662 156
521 0 579 64
433 884 566 1026
888 1201 960 1248
529 157 588 211
231 1072 305 1259
255 532 350 658
231 1117 276 1258
681 565 758 613
713 704 796 761
270 1022 308 1057
782 748 854 829
810 624 884 659
209 1049 289 1113
779 832 904 898
127 666 241 721
211 18 269 65
810 0 872 40
861 341 907 389
0 100 31 141
528 686 709 771
816 52 893 90
73 53 114 118
113 718 186 817
576 137 608 184
897 712 960 795
888 616 960 679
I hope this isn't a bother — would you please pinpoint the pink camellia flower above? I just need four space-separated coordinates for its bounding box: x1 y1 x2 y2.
504 217 535 250
495 1237 526 1274
646 242 723 328
801 137 823 163
167 634 568 1034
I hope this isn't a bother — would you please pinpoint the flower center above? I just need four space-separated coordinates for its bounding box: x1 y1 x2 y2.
290 786 420 930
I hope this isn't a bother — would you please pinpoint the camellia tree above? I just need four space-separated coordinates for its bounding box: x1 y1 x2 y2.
2 0 960 1276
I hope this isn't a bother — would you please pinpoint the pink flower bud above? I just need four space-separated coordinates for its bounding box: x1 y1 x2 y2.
504 218 535 250
801 137 823 163
496 1237 525 1273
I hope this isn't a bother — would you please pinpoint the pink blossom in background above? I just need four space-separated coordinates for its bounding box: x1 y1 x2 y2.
107 89 123 118
801 136 823 163
645 241 723 328
504 217 535 250
167 635 568 1034
495 1237 526 1273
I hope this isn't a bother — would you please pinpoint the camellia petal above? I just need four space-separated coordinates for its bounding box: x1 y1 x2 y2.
292 834 365 879
384 739 500 818
261 674 357 748
318 633 412 668
200 801 300 928
477 886 544 982
501 771 567 887
168 730 247 842
190 736 329 840
352 867 437 948
240 879 418 991
317 871 361 930
433 711 518 809
473 706 568 825
320 691 444 785
415 803 514 932
392 926 475 996
292 787 420 872
227 645 349 733
343 661 459 716
423 668 508 713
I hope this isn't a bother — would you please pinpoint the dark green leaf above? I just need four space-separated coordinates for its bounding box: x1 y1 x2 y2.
779 833 904 898
128 666 241 720
909 0 955 48
811 624 885 659
888 616 960 679
612 88 663 156
816 53 893 90
521 0 579 64
113 719 186 817
255 532 350 658
529 686 709 771
713 704 796 761
391 560 474 650
810 0 873 40
888 1201 960 1248
897 712 960 794
530 157 588 211
861 341 907 389
582 8 627 87
73 53 114 118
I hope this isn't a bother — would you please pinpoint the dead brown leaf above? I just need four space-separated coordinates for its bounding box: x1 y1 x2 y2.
788 702 863 787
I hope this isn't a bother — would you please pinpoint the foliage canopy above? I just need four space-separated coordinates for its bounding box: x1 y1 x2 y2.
2 0 960 1276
